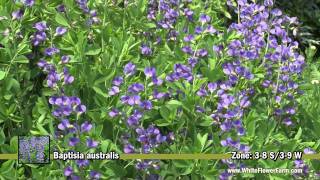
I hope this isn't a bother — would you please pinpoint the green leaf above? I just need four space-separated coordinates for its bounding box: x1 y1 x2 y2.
160 106 171 121
0 160 14 174
55 14 70 27
0 128 5 144
0 71 5 80
85 48 101 56
92 86 108 98
155 119 171 127
294 127 302 140
14 55 29 63
9 136 17 152
166 100 183 108
199 116 213 126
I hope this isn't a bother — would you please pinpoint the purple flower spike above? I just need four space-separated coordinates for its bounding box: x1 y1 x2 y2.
86 138 98 148
55 27 67 36
124 62 136 76
12 9 24 20
64 166 73 176
89 170 101 179
144 67 156 78
81 121 92 132
69 137 80 146
34 21 47 31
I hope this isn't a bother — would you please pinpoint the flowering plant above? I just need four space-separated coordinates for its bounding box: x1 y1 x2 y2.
0 0 320 179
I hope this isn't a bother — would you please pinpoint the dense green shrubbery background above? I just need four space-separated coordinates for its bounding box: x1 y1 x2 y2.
0 0 320 179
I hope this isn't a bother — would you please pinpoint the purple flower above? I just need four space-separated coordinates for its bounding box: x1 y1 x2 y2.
22 0 35 7
33 31 47 46
55 27 67 36
124 144 135 153
90 10 98 17
208 82 217 92
144 67 156 78
199 13 211 24
76 160 89 167
112 76 123 86
86 138 98 148
89 170 101 179
12 9 24 20
56 4 66 12
71 175 80 180
188 57 198 68
128 83 144 93
124 62 136 76
153 90 166 99
127 110 142 126
141 45 152 56
63 68 74 84
195 26 203 34
283 118 293 126
109 108 120 117
182 46 193 54
152 76 163 86
140 100 152 110
197 87 208 97
37 59 48 68
197 48 208 57
64 166 73 176
58 119 71 130
81 121 92 132
75 104 86 114
264 0 274 7
183 34 194 42
127 95 141 106
304 148 315 154
34 21 47 31
69 137 80 146
206 25 217 34
61 55 70 63
108 86 120 96
44 47 60 56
